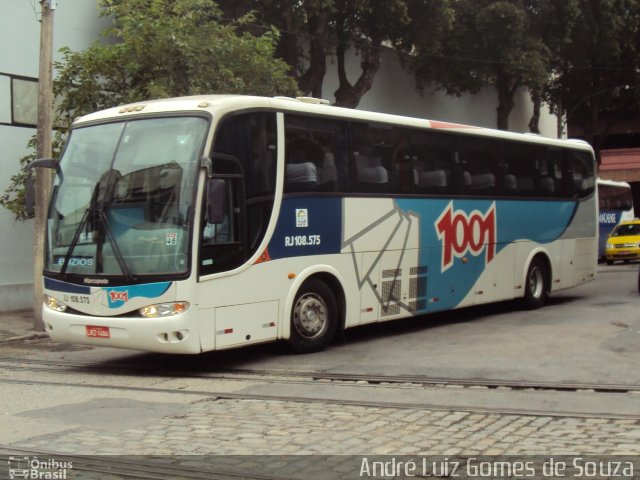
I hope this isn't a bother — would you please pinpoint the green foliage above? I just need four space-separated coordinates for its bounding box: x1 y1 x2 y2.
405 0 573 130
55 0 298 121
398 0 455 92
0 132 66 221
2 0 299 221
544 0 640 147
0 137 37 221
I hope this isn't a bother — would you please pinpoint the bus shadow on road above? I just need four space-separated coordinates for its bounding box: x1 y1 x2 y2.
336 294 581 344
88 295 583 375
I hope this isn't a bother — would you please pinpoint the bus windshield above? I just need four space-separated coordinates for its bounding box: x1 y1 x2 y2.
46 116 208 278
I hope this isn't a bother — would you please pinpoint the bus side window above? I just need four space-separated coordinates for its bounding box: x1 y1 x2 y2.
526 147 556 197
565 150 595 199
501 142 537 196
354 153 388 192
388 128 413 194
284 115 350 193
351 123 389 193
285 137 321 192
456 136 498 196
547 148 565 197
410 130 453 195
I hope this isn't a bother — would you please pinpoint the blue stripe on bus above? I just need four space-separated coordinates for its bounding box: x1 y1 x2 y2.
44 277 91 295
396 198 578 311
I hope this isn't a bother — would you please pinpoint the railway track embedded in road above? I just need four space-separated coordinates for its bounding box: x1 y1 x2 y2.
1 355 640 419
0 355 637 394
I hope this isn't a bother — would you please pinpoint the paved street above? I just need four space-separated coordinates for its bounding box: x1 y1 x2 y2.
5 392 640 456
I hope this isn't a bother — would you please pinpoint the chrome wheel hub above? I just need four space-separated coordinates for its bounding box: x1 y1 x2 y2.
529 266 544 299
293 293 328 340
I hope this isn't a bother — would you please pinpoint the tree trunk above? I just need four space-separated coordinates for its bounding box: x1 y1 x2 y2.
528 89 542 134
582 100 599 150
277 12 301 76
296 11 329 98
334 40 382 109
495 71 519 131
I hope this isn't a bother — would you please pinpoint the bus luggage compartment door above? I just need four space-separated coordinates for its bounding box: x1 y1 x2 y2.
214 301 279 349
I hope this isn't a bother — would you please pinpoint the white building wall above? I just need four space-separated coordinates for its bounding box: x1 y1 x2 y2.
0 0 110 311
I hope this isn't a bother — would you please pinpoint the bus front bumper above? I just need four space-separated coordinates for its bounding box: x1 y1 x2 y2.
43 307 202 354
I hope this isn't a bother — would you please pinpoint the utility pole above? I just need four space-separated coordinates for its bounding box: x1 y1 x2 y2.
33 0 56 330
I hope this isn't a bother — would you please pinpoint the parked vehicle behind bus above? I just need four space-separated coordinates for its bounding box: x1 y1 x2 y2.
31 95 598 354
597 179 634 260
605 219 640 264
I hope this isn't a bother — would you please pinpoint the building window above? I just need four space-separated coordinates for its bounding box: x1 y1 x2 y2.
12 77 38 126
0 73 39 127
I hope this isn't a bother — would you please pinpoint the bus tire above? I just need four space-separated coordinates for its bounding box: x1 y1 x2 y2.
288 278 338 354
522 257 549 310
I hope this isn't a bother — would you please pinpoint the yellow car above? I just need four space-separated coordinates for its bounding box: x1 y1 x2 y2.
605 220 640 265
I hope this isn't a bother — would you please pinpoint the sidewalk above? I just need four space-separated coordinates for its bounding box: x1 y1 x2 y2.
0 309 48 344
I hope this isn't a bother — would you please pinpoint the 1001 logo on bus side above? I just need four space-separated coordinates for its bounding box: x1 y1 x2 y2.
435 202 497 272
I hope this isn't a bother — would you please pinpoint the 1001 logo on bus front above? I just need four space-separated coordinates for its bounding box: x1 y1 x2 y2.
108 290 129 305
435 202 497 272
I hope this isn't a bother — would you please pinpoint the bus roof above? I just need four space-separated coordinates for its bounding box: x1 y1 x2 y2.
75 94 594 152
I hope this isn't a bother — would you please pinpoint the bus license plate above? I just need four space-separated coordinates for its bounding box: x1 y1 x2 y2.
86 325 110 338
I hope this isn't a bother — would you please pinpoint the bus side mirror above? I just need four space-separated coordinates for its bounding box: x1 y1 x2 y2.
25 158 57 218
206 178 226 224
29 158 58 170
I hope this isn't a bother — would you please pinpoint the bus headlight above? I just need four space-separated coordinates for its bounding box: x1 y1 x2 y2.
139 302 190 318
45 294 67 313
606 243 613 250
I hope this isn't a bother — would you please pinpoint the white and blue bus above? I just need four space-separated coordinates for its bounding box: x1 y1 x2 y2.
35 95 597 354
597 178 634 259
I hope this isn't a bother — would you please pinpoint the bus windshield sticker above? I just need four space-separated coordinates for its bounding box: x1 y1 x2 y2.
166 232 178 246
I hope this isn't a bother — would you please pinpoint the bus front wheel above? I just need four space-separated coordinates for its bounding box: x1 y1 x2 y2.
522 257 549 310
288 279 338 354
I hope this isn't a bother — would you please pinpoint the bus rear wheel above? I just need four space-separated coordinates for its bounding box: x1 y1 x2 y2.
522 257 549 310
288 279 338 354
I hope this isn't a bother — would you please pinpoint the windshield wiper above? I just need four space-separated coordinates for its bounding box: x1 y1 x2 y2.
59 170 136 281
